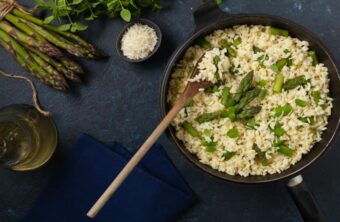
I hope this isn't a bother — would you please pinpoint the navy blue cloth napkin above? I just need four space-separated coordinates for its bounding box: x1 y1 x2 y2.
23 134 196 222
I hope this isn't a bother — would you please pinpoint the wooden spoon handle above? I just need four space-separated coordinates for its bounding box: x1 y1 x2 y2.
87 96 187 218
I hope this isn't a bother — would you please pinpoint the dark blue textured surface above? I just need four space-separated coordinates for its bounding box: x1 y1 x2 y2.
0 0 339 221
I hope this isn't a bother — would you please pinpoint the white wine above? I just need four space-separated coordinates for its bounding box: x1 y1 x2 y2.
0 104 57 171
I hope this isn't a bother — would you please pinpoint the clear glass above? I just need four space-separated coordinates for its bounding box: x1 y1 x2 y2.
0 104 57 171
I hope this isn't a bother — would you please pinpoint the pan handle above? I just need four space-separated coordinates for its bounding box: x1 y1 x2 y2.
191 0 234 33
286 175 327 222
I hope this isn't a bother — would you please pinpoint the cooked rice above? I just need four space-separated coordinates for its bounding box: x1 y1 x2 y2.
167 25 332 177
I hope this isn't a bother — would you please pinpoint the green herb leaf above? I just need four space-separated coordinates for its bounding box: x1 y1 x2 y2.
258 79 266 87
298 116 314 124
273 122 285 137
202 140 217 152
274 104 293 117
43 15 54 24
233 37 242 47
120 8 132 22
311 91 321 105
58 23 72 31
227 127 239 138
223 150 236 160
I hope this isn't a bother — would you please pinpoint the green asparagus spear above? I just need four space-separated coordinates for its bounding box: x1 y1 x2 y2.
254 144 268 166
196 112 219 123
11 9 101 56
0 20 63 58
271 58 287 73
27 47 81 83
307 50 318 66
0 30 68 90
278 144 293 157
182 121 199 137
29 51 69 88
233 71 254 102
283 75 308 91
213 55 221 80
235 88 261 112
221 87 230 107
59 57 84 74
272 74 284 93
11 17 90 58
273 122 285 137
237 106 262 119
269 27 289 37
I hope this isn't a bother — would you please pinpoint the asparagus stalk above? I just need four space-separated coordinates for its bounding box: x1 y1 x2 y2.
59 57 84 74
11 9 102 57
0 29 68 90
0 20 63 58
27 47 81 83
234 88 261 112
283 75 307 91
29 52 69 89
7 16 89 58
237 106 262 119
233 71 254 102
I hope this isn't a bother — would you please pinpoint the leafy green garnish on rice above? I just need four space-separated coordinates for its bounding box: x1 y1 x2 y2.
223 150 236 160
219 39 237 57
273 104 293 117
273 122 285 137
233 37 242 47
202 141 217 152
311 91 321 105
227 127 239 138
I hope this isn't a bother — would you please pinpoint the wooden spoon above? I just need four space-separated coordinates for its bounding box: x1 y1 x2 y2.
87 54 210 218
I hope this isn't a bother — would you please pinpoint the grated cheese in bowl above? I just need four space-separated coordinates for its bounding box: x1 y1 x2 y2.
120 23 158 60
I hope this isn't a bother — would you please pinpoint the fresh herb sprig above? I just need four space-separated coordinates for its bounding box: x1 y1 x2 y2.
36 0 163 32
37 0 224 32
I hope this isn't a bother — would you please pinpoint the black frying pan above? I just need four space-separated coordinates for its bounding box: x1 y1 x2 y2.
160 1 340 221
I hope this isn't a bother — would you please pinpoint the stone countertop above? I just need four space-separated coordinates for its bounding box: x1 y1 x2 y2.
0 0 339 221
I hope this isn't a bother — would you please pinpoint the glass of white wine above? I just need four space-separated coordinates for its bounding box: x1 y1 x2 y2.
0 104 57 171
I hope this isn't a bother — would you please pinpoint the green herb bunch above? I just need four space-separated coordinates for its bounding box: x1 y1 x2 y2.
36 0 162 32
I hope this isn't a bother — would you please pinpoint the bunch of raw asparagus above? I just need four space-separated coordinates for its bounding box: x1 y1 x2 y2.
0 6 103 90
